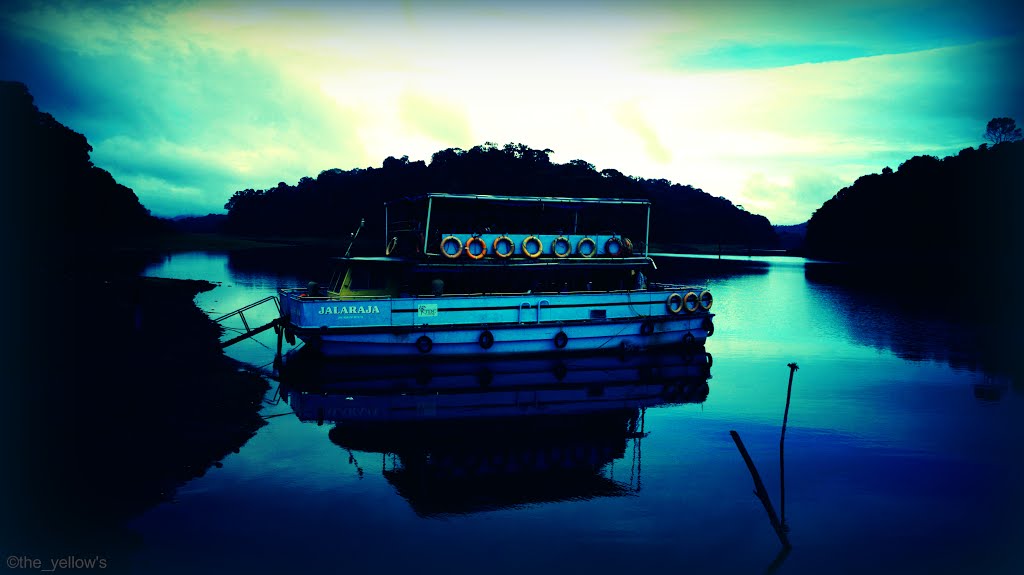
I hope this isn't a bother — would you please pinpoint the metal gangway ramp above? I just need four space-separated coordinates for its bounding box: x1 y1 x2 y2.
212 296 282 349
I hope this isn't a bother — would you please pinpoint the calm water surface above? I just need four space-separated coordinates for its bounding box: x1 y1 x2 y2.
134 251 1023 574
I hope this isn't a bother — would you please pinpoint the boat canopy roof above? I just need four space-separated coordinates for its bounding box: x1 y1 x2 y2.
385 193 651 207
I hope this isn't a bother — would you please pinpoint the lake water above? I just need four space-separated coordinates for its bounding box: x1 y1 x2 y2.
131 251 1023 574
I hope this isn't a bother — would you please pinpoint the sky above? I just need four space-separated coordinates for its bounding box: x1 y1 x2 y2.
1 0 1022 225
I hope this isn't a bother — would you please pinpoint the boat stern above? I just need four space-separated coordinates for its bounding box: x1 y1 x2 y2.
279 287 393 331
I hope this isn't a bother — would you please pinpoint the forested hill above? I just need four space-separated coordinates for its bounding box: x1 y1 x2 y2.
223 144 777 250
0 81 160 264
804 141 1024 280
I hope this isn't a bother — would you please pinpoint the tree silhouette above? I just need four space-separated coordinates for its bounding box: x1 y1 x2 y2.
805 141 1023 274
221 142 778 248
1 81 160 262
984 117 1022 144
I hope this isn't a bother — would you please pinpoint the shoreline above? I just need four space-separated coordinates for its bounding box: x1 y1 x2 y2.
3 274 270 560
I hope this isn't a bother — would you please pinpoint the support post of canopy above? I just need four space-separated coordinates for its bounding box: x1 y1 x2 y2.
644 204 651 257
423 196 434 254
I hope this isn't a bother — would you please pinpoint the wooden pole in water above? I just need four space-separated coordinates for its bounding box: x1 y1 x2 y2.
274 318 283 370
780 362 798 530
730 430 792 549
765 546 792 575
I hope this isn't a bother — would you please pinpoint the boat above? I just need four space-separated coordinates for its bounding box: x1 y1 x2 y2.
277 193 715 358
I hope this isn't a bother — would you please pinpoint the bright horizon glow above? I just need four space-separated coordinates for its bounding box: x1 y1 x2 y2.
2 0 1021 224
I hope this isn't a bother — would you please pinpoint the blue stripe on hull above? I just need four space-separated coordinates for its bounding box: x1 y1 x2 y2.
298 316 711 357
289 381 707 422
282 351 711 392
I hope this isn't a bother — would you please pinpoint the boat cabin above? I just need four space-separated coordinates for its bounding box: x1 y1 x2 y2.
323 256 652 298
319 193 656 299
384 193 651 258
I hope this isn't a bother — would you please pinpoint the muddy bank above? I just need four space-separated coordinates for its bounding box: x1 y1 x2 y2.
1 275 269 564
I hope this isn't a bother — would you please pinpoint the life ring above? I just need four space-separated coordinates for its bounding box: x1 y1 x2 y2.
553 331 568 349
623 237 634 256
699 290 713 310
605 236 624 256
705 351 714 368
385 236 398 255
492 235 515 258
522 235 543 258
416 335 433 353
440 235 462 258
465 236 487 259
640 319 654 336
702 317 715 337
666 292 684 314
551 236 571 258
479 330 494 349
682 291 700 313
576 237 596 258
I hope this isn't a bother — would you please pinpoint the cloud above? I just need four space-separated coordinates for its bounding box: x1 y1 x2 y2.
88 134 319 215
398 90 474 148
3 1 370 214
651 0 1023 68
114 174 217 217
615 101 672 164
738 170 848 225
2 0 1020 222
680 42 886 70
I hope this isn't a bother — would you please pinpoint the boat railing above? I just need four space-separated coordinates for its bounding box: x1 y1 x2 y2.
211 296 282 349
280 289 388 300
536 299 550 324
652 283 705 292
211 295 280 324
517 302 531 324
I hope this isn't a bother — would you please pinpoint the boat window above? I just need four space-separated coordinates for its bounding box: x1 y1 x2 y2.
328 268 345 293
589 309 607 319
348 267 387 291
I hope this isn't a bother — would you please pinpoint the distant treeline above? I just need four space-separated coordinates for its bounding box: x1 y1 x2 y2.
804 141 1024 280
223 143 777 251
773 222 807 252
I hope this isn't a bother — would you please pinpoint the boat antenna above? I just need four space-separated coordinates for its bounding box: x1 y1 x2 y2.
344 218 365 257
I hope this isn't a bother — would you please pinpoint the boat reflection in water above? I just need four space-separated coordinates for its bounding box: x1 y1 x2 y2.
279 349 713 516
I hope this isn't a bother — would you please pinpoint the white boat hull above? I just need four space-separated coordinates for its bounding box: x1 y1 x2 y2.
286 315 711 357
280 288 714 358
